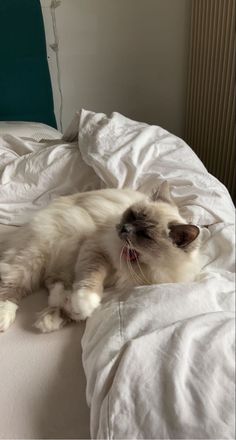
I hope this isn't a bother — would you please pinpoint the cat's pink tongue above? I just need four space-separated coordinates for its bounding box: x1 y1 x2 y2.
123 246 139 261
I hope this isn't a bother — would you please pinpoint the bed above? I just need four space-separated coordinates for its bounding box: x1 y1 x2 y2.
0 1 235 437
0 110 235 439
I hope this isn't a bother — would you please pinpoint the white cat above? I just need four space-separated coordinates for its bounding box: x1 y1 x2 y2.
0 182 201 333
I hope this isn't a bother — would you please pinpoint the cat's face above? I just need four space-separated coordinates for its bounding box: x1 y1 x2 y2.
116 182 200 265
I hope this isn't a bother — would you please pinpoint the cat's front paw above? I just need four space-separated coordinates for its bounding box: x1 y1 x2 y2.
0 300 18 332
65 289 101 321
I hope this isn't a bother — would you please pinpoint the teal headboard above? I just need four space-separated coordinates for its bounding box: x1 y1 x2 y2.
0 0 57 128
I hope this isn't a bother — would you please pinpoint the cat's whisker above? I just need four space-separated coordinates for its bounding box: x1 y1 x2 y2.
119 241 140 285
134 255 150 285
126 238 150 285
126 240 144 285
119 244 126 270
126 237 150 285
124 241 140 285
126 257 140 286
120 242 140 285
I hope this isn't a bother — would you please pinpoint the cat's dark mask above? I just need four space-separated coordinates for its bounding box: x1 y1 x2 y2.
117 181 200 254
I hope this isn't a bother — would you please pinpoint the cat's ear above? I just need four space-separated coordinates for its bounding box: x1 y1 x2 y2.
151 181 173 204
169 224 200 248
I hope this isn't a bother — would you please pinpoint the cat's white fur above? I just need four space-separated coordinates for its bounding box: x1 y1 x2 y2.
0 185 201 332
0 300 18 331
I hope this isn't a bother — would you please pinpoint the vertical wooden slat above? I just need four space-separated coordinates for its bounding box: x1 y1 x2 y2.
194 0 209 159
193 0 205 155
185 0 235 201
214 1 232 176
219 3 235 180
192 1 203 149
204 0 223 167
186 0 195 140
198 0 214 161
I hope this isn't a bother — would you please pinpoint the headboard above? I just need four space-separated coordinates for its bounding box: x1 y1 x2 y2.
0 0 57 128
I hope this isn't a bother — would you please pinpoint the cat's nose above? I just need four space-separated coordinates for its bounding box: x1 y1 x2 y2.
118 223 135 238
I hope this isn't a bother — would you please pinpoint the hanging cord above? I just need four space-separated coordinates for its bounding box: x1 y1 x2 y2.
50 0 63 132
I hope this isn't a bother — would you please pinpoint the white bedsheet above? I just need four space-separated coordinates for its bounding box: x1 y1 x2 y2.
0 112 235 439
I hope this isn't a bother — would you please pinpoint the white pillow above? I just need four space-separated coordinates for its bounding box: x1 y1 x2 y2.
0 121 61 141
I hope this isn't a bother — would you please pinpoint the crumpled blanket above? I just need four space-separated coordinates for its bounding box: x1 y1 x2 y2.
0 117 100 225
78 110 235 439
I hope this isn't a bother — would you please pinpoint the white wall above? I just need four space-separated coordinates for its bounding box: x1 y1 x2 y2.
41 0 191 137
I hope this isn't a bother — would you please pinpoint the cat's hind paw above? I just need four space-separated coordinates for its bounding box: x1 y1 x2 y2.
34 307 68 333
0 300 18 332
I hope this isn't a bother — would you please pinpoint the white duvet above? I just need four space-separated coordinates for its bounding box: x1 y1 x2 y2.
0 112 235 439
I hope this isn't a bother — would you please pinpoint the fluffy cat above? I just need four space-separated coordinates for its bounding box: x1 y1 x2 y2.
0 182 201 333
